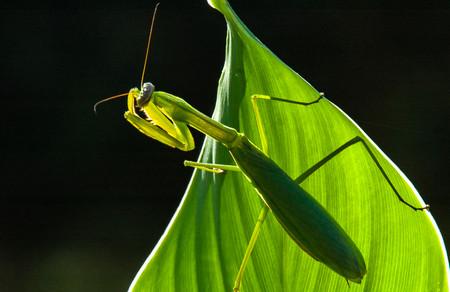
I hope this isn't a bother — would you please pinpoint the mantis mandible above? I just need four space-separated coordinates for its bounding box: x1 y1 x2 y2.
95 4 429 291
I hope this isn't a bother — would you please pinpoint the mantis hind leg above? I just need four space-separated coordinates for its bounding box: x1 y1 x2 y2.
294 136 429 211
252 94 427 210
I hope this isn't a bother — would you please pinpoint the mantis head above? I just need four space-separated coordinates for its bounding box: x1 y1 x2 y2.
136 82 155 107
127 82 155 114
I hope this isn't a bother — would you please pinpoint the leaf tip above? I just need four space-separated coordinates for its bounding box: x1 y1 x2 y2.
207 0 228 12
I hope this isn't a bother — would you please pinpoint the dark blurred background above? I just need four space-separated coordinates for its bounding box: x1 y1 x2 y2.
1 0 449 291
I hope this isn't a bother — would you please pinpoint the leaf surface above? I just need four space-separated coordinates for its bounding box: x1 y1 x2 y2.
129 1 449 291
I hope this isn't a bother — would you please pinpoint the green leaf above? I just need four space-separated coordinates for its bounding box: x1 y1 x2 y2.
129 1 449 291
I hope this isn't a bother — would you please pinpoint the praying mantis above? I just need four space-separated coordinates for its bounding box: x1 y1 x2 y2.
95 4 429 292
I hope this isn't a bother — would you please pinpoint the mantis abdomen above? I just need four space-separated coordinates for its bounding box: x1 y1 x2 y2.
228 134 367 282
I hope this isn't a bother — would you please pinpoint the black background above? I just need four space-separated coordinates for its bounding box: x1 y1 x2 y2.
1 0 449 291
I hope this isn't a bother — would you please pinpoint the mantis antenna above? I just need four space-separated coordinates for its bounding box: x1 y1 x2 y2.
93 2 160 113
140 2 160 87
93 92 129 113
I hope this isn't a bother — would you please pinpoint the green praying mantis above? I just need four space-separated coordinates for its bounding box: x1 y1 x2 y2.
95 4 429 291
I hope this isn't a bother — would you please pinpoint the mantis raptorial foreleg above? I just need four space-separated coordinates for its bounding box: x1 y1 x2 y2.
124 89 195 151
125 112 187 149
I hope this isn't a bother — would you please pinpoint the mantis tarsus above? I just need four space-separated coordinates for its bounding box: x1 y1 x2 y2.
96 4 429 291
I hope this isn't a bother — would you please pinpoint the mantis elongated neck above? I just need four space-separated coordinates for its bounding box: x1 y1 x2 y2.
152 91 239 147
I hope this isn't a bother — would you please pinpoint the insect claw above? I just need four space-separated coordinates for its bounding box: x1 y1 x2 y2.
413 204 430 211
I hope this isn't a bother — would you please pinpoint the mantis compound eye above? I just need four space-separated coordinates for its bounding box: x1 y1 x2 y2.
136 82 155 107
